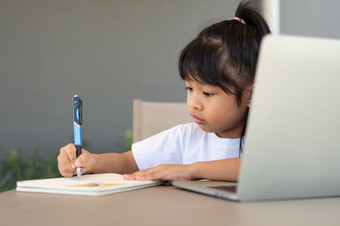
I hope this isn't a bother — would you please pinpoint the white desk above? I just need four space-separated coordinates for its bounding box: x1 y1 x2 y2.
1 185 340 226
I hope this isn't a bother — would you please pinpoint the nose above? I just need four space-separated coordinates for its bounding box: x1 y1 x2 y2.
187 93 203 111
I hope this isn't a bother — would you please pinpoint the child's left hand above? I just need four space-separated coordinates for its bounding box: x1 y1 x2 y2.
123 164 194 182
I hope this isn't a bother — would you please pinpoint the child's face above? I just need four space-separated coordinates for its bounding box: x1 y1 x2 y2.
185 79 250 138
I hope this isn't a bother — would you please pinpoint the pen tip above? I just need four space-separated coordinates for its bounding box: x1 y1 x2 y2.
76 167 82 180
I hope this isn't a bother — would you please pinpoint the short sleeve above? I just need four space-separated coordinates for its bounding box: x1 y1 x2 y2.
132 125 186 170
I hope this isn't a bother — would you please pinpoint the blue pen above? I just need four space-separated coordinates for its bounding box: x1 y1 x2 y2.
73 95 83 179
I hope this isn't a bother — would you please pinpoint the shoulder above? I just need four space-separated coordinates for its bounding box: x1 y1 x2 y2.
168 123 203 135
166 123 208 145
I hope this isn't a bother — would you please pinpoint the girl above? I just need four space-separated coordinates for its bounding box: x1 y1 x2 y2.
58 1 270 182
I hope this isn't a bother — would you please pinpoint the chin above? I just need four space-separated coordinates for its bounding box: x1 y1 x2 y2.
197 124 216 133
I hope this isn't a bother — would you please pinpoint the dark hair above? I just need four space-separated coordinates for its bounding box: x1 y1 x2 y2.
178 1 270 154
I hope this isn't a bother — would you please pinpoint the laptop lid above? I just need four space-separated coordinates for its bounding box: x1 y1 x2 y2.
237 34 340 201
173 35 340 202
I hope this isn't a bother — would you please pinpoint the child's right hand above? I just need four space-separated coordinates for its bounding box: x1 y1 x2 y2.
57 143 94 177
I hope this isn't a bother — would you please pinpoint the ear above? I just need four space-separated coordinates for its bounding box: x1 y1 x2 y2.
245 83 254 108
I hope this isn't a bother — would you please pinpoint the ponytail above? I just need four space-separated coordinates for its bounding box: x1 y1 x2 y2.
235 1 271 44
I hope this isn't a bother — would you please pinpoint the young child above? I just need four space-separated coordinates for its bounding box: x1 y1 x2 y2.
58 1 270 182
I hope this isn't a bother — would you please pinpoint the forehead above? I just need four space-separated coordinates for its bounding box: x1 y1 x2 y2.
185 73 211 85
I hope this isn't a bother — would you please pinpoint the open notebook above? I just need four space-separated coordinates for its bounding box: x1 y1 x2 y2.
16 173 163 196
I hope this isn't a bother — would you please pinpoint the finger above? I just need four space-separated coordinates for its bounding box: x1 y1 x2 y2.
123 173 136 180
74 150 90 174
134 168 159 181
123 169 150 180
135 165 187 181
58 146 76 177
122 169 151 181
59 167 75 177
64 143 77 167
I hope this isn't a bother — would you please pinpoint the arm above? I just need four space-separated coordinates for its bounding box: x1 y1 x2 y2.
124 157 242 182
191 157 242 181
90 151 138 174
58 143 138 177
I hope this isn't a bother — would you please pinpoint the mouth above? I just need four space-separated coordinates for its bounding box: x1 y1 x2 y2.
191 114 205 124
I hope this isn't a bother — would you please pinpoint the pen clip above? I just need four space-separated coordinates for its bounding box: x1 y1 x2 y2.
73 95 83 125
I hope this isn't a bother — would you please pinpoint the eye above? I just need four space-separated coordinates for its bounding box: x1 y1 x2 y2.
185 87 193 92
203 91 214 97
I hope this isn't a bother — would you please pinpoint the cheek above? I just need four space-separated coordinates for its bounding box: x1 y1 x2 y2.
213 104 247 124
186 94 191 110
207 104 230 122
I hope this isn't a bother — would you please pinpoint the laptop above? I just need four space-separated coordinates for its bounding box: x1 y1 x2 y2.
173 34 340 202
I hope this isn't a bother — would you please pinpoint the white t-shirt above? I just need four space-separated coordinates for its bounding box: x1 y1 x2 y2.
132 123 242 170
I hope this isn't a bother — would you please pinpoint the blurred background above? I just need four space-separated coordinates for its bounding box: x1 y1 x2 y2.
1 0 340 165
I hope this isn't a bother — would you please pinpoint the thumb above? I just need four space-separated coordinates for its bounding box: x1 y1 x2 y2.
74 149 91 172
74 157 83 168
